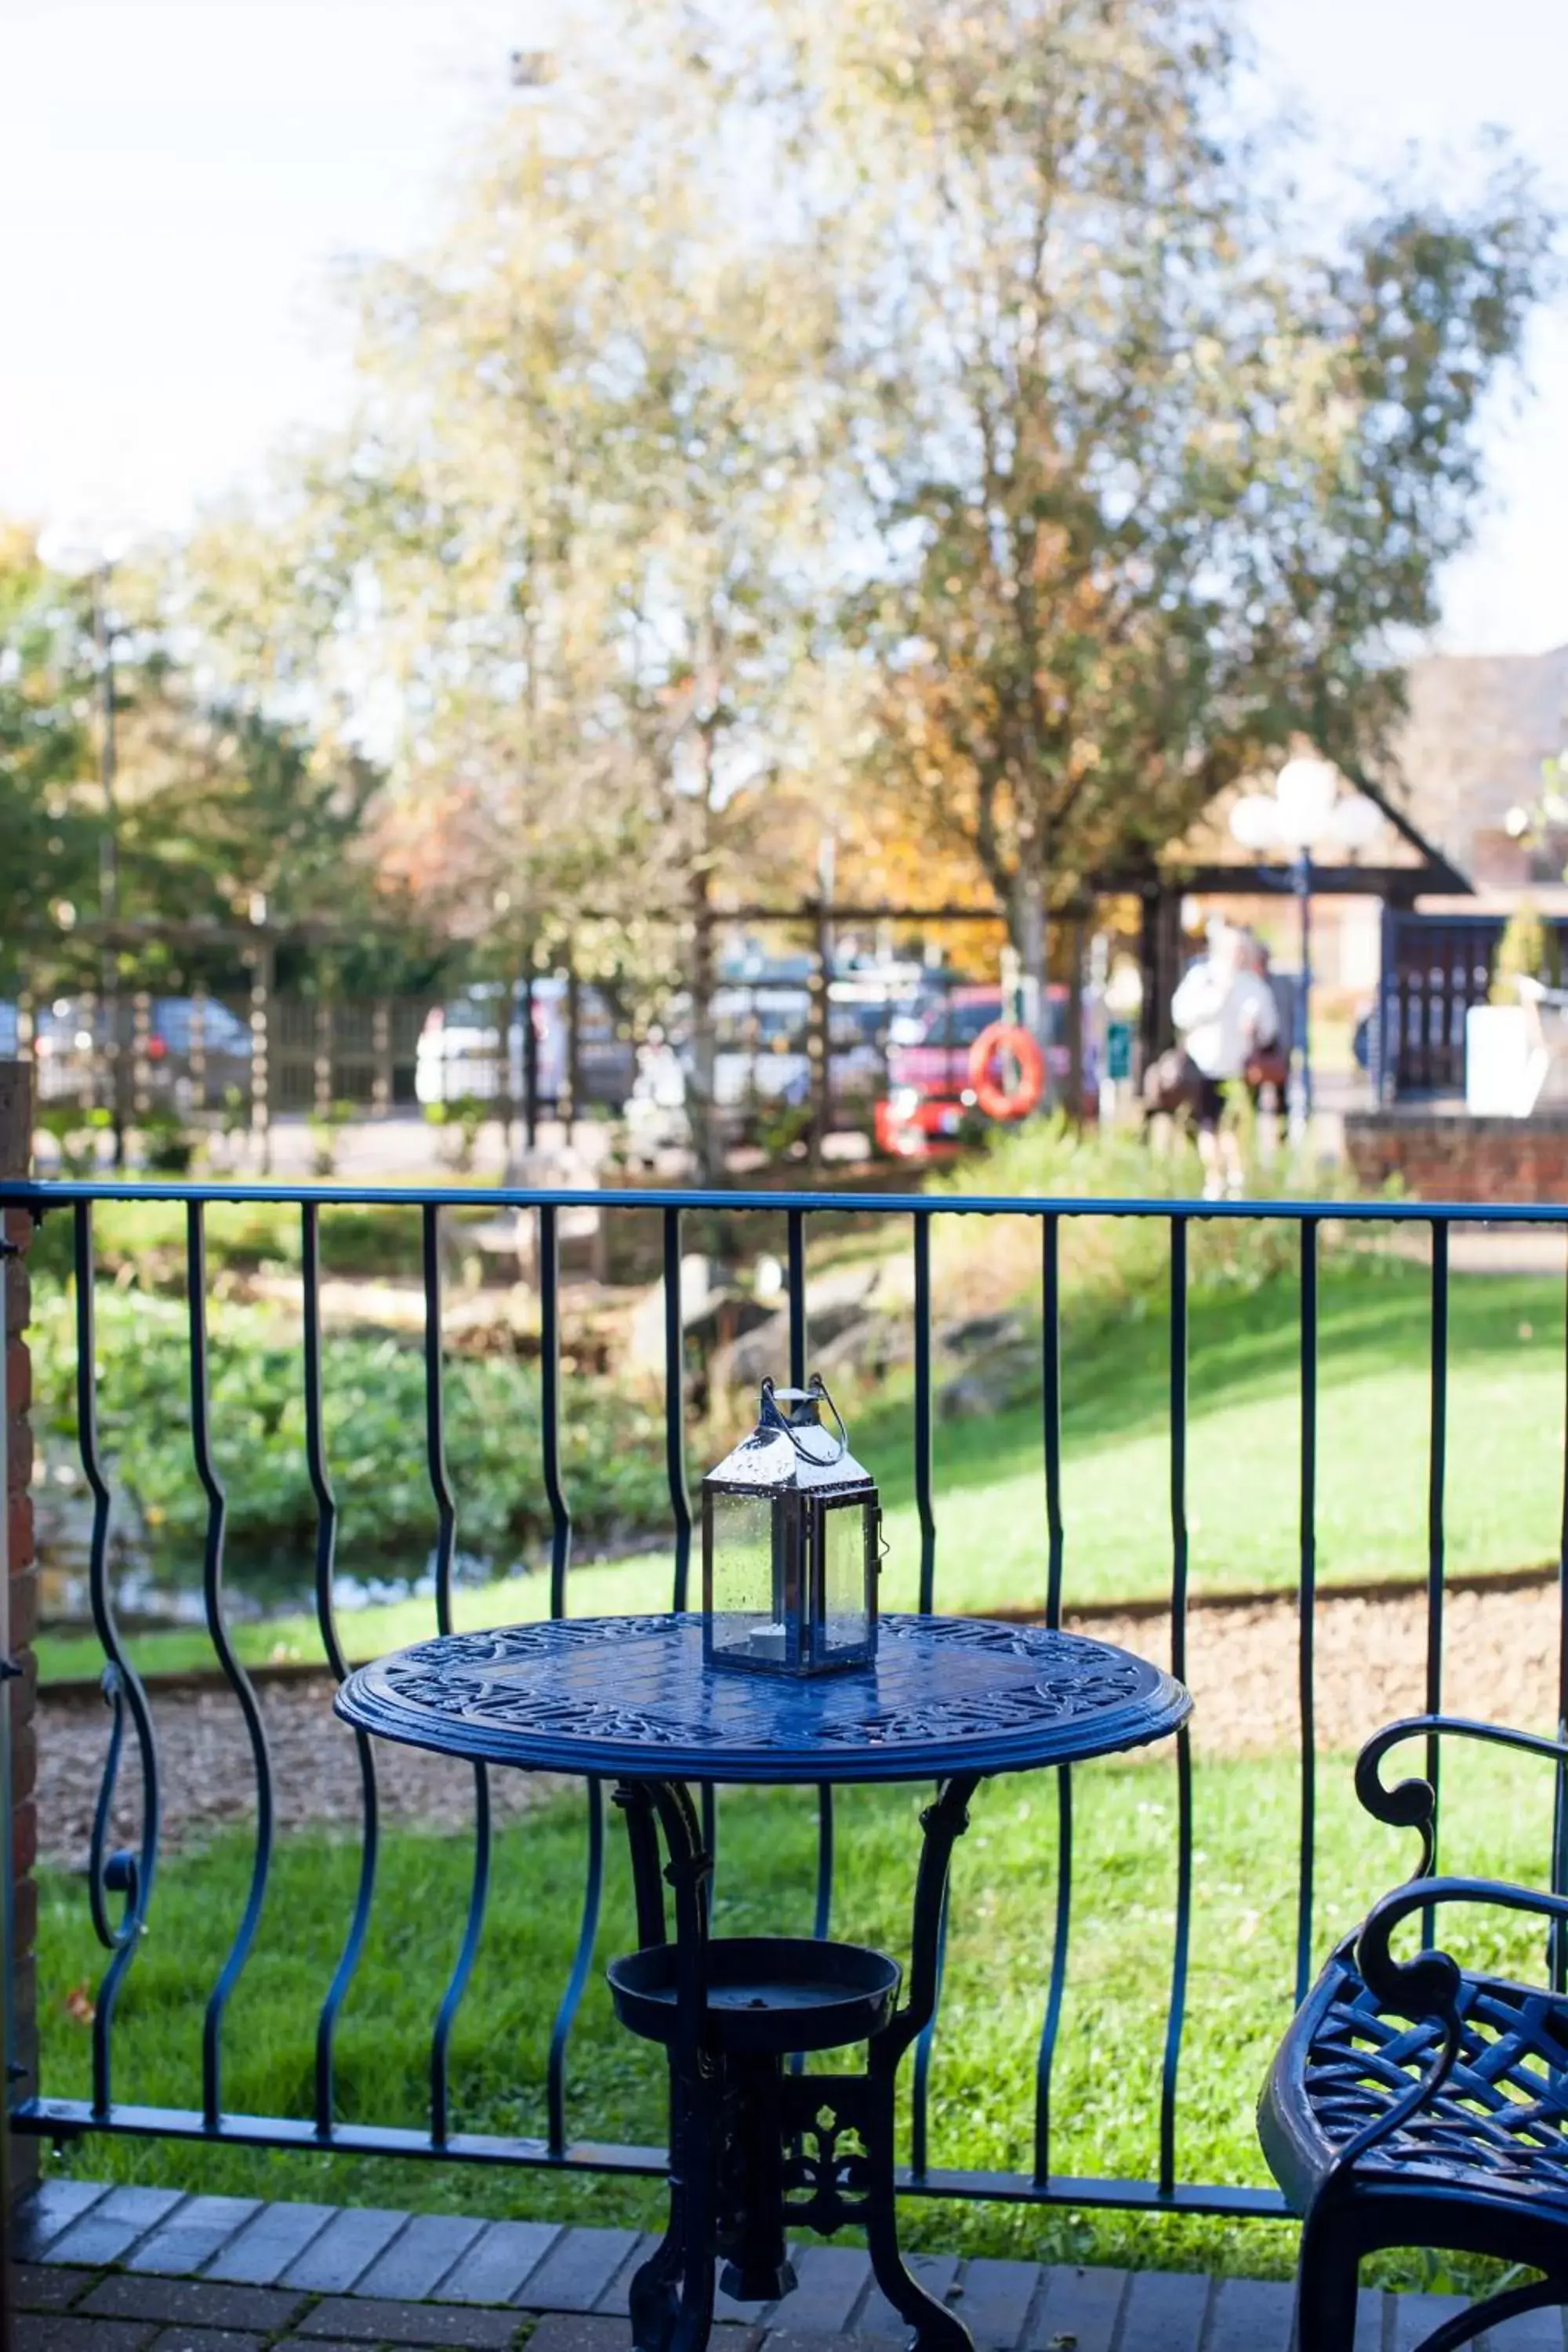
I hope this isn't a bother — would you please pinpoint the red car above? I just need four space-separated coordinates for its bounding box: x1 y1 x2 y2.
874 985 1075 1157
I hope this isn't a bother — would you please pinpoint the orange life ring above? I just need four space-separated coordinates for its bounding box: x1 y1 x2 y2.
967 1022 1046 1120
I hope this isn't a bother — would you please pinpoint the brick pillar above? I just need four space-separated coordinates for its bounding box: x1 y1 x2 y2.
1 1058 38 2210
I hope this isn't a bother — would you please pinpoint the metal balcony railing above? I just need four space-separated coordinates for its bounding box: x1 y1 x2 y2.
4 1175 1566 2227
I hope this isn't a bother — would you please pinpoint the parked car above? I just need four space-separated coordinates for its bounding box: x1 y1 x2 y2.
873 984 1080 1156
415 982 634 1110
12 995 252 1105
711 985 814 1110
709 968 933 1122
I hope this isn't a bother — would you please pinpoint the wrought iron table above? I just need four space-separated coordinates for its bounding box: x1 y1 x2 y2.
338 1613 1190 2352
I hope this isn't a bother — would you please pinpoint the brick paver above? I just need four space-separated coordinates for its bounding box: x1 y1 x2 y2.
762 2332 862 2352
13 2182 111 2261
1204 2273 1294 2352
947 2257 1040 2350
499 2321 628 2352
281 2207 412 2295
526 2322 756 2352
852 2252 960 2341
293 2296 521 2346
352 2213 488 2302
1353 2288 1385 2352
1490 2305 1568 2347
1117 2265 1210 2352
128 2195 263 2277
80 2275 307 2332
765 2246 869 2335
45 2185 187 2269
1392 2292 1471 2350
13 2266 95 2312
519 2227 643 2314
431 2220 561 2306
1030 2264 1126 2352
45 2183 1568 2350
277 2342 383 2352
202 2202 338 2287
145 2331 269 2352
16 2318 158 2351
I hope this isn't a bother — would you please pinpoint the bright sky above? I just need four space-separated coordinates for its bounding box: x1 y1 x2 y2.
1 0 1564 653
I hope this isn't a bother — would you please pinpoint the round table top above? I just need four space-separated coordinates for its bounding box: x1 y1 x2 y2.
336 1613 1190 1787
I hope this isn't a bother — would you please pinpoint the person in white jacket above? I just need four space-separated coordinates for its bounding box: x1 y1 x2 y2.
1171 923 1279 1197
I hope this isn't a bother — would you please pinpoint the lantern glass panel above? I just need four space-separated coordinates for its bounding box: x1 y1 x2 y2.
709 1489 786 1664
818 1497 873 1660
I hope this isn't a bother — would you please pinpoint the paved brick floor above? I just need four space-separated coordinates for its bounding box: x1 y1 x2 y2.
12 2183 1566 2351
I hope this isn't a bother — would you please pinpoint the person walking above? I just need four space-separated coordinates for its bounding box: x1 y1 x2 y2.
1171 921 1279 1197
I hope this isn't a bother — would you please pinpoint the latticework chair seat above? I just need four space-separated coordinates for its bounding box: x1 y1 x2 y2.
1263 1943 1568 2230
1259 1715 1568 2352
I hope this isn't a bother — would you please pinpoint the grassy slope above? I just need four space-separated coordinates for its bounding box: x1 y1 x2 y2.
36 1744 1555 2286
36 1251 1568 1682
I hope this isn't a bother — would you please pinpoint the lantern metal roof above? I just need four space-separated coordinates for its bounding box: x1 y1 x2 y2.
704 1385 873 1494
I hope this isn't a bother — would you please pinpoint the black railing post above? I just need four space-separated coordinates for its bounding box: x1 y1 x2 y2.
0 1058 32 2347
1555 1238 1568 1988
1297 1218 1319 2009
1425 1219 1449 1948
1160 1215 1192 2198
4 1172 1555 2230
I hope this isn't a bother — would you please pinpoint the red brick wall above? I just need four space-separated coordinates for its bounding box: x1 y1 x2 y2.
2 1060 38 2200
1345 1108 1568 1204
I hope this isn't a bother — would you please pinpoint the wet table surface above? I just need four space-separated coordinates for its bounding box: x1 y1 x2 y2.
336 1611 1192 1785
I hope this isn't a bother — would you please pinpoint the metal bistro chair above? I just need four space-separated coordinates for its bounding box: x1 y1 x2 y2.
1260 1714 1568 2352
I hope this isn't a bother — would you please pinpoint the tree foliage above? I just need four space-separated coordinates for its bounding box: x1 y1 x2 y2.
0 525 408 993
0 529 100 978
796 0 1555 969
187 0 1555 1010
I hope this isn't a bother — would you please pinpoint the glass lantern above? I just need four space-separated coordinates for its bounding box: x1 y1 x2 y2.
702 1375 880 1675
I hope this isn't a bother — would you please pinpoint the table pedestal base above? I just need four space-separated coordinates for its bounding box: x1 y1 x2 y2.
612 1777 979 2352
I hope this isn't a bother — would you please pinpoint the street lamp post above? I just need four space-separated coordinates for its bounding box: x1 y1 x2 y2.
1229 758 1382 1132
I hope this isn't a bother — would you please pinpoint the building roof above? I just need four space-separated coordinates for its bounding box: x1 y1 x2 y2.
1388 644 1568 875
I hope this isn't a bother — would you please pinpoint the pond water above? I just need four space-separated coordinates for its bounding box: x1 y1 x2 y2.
37 1497 524 1638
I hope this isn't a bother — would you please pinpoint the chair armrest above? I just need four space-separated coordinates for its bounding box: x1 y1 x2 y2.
1358 1872 1568 2020
1355 1715 1568 1878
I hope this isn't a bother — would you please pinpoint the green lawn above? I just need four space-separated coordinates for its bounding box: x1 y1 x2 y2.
34 1742 1565 2286
36 1250 1568 1684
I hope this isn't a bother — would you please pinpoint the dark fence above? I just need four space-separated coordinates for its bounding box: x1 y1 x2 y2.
1377 910 1568 1098
6 956 1041 1155
5 1174 1567 2227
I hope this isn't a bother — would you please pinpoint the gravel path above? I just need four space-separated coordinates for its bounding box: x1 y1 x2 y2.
37 1676 562 1869
34 1581 1565 1869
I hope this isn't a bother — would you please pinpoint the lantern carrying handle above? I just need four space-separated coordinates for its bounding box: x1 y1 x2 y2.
760 1373 850 1465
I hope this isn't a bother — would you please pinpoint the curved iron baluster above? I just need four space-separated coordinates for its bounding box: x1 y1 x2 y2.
76 1200 161 2121
785 1210 832 2029
663 1207 692 1613
541 1204 572 1620
539 1201 601 2156
1159 1215 1193 2199
1554 1240 1568 1989
1424 1221 1449 1949
189 1202 274 2129
303 1200 379 2139
909 1847 951 2183
909 1212 942 2157
1034 1212 1072 2183
423 1203 493 2149
547 1775 604 2158
913 1214 935 1613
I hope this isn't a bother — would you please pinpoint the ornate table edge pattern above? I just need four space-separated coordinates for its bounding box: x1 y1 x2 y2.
334 1610 1192 1786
